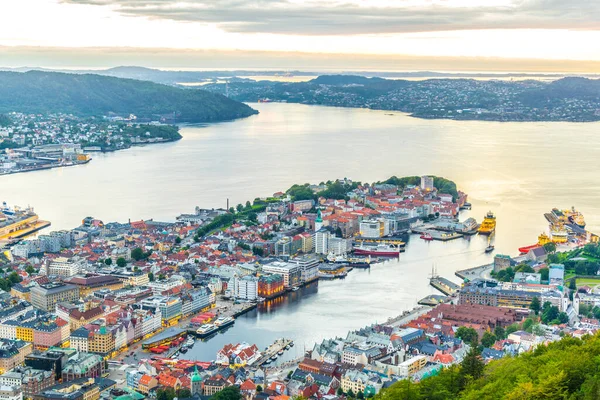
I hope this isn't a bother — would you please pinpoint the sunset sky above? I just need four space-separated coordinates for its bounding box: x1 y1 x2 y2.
1 0 599 71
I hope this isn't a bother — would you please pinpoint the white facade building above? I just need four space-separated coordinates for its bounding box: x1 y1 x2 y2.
233 276 259 301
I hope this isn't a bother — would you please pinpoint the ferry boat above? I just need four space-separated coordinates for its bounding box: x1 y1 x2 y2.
478 211 496 235
213 316 235 329
353 244 400 257
420 232 434 241
196 324 218 338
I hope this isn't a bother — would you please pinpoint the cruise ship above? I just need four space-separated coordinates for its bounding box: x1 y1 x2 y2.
213 316 235 329
353 244 400 257
477 211 496 235
0 205 51 242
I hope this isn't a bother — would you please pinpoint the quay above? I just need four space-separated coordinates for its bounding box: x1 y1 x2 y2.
355 237 406 247
411 227 463 241
430 276 460 296
252 338 294 367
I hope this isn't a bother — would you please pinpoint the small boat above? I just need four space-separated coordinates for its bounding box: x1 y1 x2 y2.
278 350 284 355
420 232 434 241
179 347 188 353
285 345 290 350
271 355 278 360
485 244 495 253
289 342 294 347
291 287 300 292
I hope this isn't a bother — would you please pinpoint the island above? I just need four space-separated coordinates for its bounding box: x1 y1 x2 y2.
203 75 600 122
0 70 258 174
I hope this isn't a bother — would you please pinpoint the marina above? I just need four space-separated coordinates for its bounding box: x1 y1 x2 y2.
429 276 461 296
252 338 294 367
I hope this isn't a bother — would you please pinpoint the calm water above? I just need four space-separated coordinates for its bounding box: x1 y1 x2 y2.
3 103 600 361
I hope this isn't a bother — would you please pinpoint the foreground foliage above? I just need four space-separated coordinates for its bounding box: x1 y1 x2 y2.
376 334 600 400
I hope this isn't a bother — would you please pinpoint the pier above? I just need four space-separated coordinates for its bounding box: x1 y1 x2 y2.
418 294 450 306
252 338 294 366
430 276 460 296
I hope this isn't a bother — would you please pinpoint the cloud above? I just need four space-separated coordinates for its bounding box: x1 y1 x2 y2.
58 0 600 35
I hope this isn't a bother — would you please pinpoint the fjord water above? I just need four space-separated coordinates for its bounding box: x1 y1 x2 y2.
3 103 600 360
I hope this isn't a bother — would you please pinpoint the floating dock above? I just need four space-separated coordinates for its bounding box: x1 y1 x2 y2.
430 276 460 296
418 294 450 306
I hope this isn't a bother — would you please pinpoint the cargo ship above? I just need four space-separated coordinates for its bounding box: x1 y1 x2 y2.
0 204 51 242
518 233 552 254
353 244 400 257
478 211 496 235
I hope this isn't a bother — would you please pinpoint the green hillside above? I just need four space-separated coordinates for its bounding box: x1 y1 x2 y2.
377 334 600 400
0 71 257 122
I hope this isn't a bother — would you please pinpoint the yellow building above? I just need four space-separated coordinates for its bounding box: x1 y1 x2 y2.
88 326 115 357
16 326 34 343
398 355 428 377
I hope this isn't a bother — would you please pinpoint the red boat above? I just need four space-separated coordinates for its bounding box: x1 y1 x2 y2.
420 232 434 241
354 244 400 257
518 244 540 254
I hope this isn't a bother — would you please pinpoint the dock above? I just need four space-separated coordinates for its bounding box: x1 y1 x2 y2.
430 276 460 296
411 227 463 241
252 338 294 366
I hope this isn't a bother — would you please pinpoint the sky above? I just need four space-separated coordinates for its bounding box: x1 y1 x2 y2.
1 0 599 71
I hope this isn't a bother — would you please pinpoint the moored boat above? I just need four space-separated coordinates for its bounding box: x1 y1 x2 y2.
420 232 434 241
478 211 496 235
353 243 400 257
196 324 218 338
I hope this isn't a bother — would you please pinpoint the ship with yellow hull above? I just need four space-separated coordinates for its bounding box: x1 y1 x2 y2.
478 211 496 235
0 205 50 243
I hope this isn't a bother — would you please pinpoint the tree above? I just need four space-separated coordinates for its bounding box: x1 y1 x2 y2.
175 236 182 244
256 385 263 393
542 305 560 324
337 388 344 396
116 257 127 268
148 272 154 282
245 201 252 210
131 247 144 261
481 332 497 348
236 204 243 212
539 267 549 282
25 265 35 275
335 227 343 238
459 346 484 387
212 386 242 400
557 312 569 324
248 212 258 222
357 391 365 399
348 389 355 398
530 296 541 315
494 325 506 340
176 389 191 398
104 258 112 266
543 242 557 254
531 324 546 336
455 326 479 346
8 272 21 284
523 318 535 332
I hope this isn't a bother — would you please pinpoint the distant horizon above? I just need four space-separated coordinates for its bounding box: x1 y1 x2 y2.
2 46 600 75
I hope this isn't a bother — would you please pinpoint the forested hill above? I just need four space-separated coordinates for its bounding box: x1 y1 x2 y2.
0 71 257 122
376 334 600 400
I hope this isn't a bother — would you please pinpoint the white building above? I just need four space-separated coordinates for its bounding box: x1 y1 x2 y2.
314 229 331 255
360 220 383 238
41 257 84 277
233 276 259 301
0 386 22 400
290 256 319 283
328 237 352 256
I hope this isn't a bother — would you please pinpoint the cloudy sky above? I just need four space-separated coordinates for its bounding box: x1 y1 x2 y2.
1 0 599 70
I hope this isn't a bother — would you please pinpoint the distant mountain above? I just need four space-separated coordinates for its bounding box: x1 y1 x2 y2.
519 77 600 106
310 75 387 85
0 71 257 122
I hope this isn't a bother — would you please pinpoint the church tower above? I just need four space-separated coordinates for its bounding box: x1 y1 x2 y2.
190 365 202 395
315 209 323 232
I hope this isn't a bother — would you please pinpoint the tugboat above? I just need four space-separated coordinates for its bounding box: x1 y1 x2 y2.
478 211 496 235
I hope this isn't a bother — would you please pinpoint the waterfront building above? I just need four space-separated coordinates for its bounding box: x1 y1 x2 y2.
30 283 79 312
257 274 285 298
233 276 258 301
140 296 182 326
216 343 261 366
261 261 301 288
328 237 351 256
0 340 33 375
290 256 319 283
360 220 384 238
493 254 513 273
